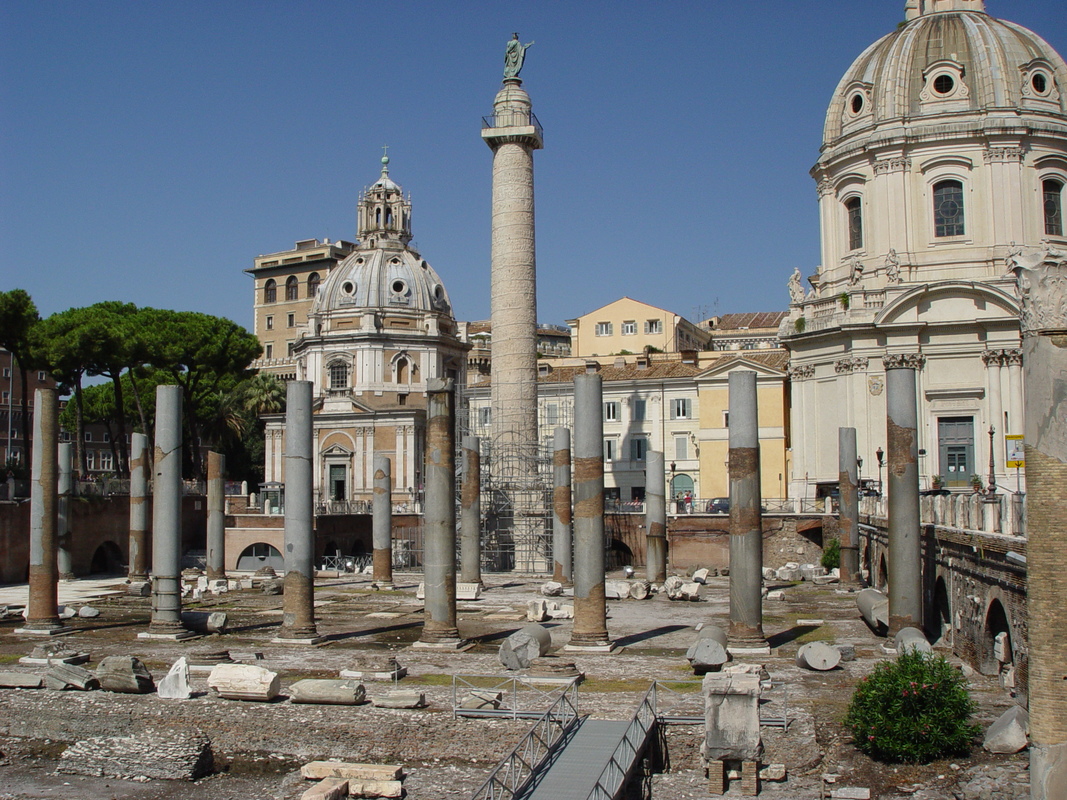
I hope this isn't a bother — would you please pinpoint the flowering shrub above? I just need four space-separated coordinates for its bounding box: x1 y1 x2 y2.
844 649 980 763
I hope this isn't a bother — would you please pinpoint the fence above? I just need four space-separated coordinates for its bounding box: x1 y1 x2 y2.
588 683 658 800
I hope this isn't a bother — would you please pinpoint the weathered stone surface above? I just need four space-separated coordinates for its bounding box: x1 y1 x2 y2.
262 578 284 595
830 789 871 800
372 690 426 709
44 663 99 691
776 567 802 581
527 599 549 622
692 568 710 584
456 582 482 600
460 690 503 710
157 657 192 700
57 730 213 780
664 576 701 601
0 672 43 689
301 777 348 800
834 643 857 662
180 610 227 633
894 627 932 655
96 656 155 694
759 764 786 781
289 679 366 705
796 641 842 671
766 590 786 601
605 580 632 600
300 762 403 782
208 663 280 701
78 606 100 618
983 705 1029 754
499 624 551 670
546 602 574 620
857 588 889 632
686 638 729 673
701 672 763 762
339 658 406 682
629 581 651 600
349 780 403 798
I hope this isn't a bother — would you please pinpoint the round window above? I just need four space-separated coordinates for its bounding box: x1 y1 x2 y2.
391 280 407 294
938 198 961 218
1032 73 1048 95
342 281 355 295
850 94 864 114
933 74 955 95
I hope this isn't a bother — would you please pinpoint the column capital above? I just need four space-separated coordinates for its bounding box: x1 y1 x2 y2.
1010 247 1067 336
882 353 926 371
982 349 1005 367
1003 348 1024 367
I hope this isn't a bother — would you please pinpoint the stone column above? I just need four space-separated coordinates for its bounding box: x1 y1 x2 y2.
419 378 463 647
372 454 393 588
1012 251 1067 800
552 427 573 585
727 371 767 651
1006 348 1024 434
983 350 1004 479
883 354 924 637
56 442 74 581
646 449 667 583
20 388 68 635
838 427 860 584
460 435 482 585
128 432 149 581
567 372 613 651
275 380 321 643
205 451 225 580
143 385 190 639
482 76 544 573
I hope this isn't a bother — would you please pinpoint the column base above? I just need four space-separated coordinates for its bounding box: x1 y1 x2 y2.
563 641 616 653
14 625 74 637
728 644 772 656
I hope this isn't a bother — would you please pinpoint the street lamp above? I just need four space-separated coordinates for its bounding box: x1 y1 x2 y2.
875 446 884 496
985 425 998 499
856 455 863 491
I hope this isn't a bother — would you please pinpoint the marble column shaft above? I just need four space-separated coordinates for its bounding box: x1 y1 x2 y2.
552 427 573 585
56 442 74 581
838 428 860 584
25 388 62 631
885 361 922 636
372 454 393 586
727 371 766 647
279 380 318 640
206 451 225 580
150 385 185 633
128 432 149 580
459 435 482 585
645 449 667 583
421 378 460 643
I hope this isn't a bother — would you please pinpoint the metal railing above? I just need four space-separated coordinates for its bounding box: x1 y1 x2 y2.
453 674 580 720
588 682 658 800
482 111 543 142
469 686 580 800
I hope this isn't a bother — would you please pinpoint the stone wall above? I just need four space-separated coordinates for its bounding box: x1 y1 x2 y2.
666 515 830 573
859 516 1028 701
0 496 207 583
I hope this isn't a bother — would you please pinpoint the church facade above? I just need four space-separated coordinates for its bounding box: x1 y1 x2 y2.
782 0 1067 499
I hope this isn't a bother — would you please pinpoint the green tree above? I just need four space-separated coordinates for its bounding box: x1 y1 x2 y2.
0 289 41 467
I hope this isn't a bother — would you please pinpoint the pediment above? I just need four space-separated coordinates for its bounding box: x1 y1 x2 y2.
696 355 787 380
874 282 1020 326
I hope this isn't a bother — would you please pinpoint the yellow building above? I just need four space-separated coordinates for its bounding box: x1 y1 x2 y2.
566 297 711 359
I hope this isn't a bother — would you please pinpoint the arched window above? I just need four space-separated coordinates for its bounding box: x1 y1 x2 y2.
285 276 299 301
264 279 277 304
328 361 349 390
1044 179 1064 236
845 197 863 250
385 207 393 227
396 357 410 384
933 180 965 237
307 272 321 297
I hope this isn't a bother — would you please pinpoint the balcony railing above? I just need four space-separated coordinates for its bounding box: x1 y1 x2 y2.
482 111 543 142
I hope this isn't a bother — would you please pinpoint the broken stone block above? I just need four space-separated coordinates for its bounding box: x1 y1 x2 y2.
157 657 192 700
499 624 552 670
0 672 43 689
339 658 406 682
540 581 564 597
776 566 802 581
856 588 889 633
78 606 100 618
57 730 213 781
300 762 404 782
261 578 284 595
289 679 366 705
813 574 840 585
629 581 651 600
766 590 786 601
127 581 151 597
546 602 574 620
181 610 228 633
701 672 763 762
301 777 348 800
44 663 99 691
349 781 404 798
983 705 1029 754
834 643 856 662
722 663 771 685
209 579 228 594
372 690 426 709
759 764 786 781
762 567 776 581
795 641 841 671
605 580 632 600
686 638 729 674
692 568 710 584
208 663 280 701
893 627 932 655
460 690 503 710
830 789 871 800
456 582 482 601
799 564 826 581
994 631 1011 663
57 605 77 619
96 656 155 694
527 599 549 622
676 581 701 601
24 642 87 665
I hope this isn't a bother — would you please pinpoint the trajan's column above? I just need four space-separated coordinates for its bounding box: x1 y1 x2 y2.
481 34 544 569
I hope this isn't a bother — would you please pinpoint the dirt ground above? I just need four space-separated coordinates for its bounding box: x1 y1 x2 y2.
0 571 1027 799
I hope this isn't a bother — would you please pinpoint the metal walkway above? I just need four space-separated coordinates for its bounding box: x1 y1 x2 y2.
517 718 633 800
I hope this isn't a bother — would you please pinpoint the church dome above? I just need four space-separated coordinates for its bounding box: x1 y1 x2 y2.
311 160 454 318
822 2 1067 150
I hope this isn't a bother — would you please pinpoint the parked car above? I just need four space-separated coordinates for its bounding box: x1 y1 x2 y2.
706 497 730 514
920 487 951 497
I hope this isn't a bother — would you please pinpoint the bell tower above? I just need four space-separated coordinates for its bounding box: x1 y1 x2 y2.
357 154 412 245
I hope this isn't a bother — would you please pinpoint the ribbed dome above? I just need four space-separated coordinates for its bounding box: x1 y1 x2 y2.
313 246 453 316
823 10 1067 148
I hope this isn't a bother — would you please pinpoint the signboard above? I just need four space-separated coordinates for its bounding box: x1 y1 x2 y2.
1005 434 1025 469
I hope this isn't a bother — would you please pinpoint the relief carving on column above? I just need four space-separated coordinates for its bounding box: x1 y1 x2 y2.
982 350 1004 367
788 364 816 380
882 353 926 371
1003 348 1023 367
1009 246 1067 335
816 178 834 198
834 357 870 374
982 146 1026 163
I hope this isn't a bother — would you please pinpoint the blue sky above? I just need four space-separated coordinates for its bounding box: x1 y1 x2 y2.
3 1 1065 330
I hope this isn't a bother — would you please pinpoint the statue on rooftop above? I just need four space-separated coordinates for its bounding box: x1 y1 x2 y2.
788 268 805 304
504 33 534 79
